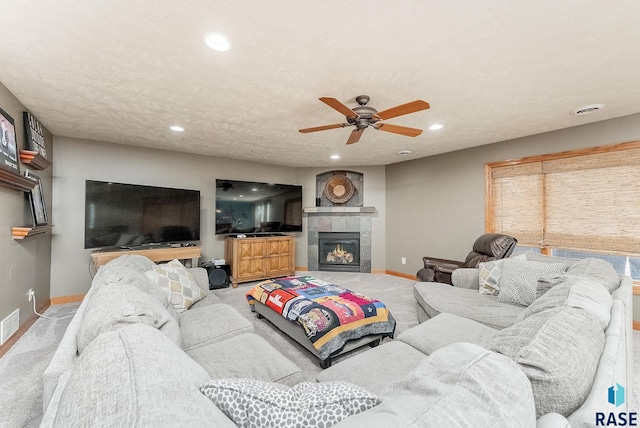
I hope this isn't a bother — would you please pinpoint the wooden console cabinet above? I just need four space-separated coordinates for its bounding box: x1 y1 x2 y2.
225 235 295 287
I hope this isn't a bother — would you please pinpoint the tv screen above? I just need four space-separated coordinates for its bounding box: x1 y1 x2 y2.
215 179 302 234
85 180 200 249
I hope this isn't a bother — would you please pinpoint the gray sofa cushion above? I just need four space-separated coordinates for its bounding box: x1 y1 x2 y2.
398 313 498 355
331 342 536 428
551 258 621 293
77 281 181 354
41 324 236 428
517 278 613 329
179 303 254 351
200 379 380 428
496 259 567 306
486 307 605 418
414 282 525 329
316 340 426 395
187 333 302 386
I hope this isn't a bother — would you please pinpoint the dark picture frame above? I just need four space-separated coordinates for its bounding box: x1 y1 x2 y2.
28 173 48 226
23 111 47 158
0 107 19 174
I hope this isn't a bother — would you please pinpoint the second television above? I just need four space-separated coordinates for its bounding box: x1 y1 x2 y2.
215 179 302 234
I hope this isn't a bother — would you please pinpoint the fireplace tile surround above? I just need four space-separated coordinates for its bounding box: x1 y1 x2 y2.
304 206 375 273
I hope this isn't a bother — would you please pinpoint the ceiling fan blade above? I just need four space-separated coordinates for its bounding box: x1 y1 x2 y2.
375 100 430 120
319 97 358 118
346 129 364 145
376 123 423 137
299 123 346 133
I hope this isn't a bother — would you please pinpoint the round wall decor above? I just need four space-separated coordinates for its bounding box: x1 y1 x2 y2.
324 175 354 204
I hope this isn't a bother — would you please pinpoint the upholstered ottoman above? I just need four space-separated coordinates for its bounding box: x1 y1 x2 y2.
186 332 303 386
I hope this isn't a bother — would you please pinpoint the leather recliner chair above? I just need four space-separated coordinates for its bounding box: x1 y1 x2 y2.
416 233 518 285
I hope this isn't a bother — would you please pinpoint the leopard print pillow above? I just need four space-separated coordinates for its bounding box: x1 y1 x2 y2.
200 378 380 428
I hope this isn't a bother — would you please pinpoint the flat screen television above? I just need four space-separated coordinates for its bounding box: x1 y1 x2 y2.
215 179 302 234
84 180 200 249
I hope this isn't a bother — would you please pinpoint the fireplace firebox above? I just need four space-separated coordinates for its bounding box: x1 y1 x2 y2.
318 232 360 272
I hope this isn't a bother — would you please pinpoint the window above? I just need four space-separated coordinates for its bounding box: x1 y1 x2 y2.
486 141 640 280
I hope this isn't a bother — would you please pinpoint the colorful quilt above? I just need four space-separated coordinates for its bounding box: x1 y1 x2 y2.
246 276 396 360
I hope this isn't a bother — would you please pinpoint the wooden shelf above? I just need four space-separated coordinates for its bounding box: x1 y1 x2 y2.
0 169 36 192
91 246 201 267
19 150 51 170
12 225 53 240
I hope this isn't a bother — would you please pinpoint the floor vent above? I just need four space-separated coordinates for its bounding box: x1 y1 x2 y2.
1 309 20 345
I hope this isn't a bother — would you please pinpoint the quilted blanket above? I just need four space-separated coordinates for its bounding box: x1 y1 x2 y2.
246 276 396 360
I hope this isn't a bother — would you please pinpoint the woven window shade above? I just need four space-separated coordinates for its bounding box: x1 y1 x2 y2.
544 162 640 254
488 144 640 256
490 162 544 247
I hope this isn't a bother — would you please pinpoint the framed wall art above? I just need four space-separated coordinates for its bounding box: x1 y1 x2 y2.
0 107 19 174
23 111 47 158
27 173 48 226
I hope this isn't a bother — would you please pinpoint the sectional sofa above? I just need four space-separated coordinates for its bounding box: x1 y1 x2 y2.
40 252 632 427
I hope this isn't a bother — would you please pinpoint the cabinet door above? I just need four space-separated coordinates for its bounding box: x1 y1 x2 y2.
266 237 294 277
237 239 267 279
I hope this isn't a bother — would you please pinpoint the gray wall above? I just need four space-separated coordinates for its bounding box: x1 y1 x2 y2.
385 113 640 319
0 83 53 329
50 140 387 297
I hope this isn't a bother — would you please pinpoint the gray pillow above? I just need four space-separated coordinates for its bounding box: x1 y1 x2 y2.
563 258 621 292
486 307 605 418
200 379 380 428
77 281 181 354
496 259 567 306
517 278 613 329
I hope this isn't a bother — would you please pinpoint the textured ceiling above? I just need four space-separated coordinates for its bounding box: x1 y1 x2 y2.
1 1 639 167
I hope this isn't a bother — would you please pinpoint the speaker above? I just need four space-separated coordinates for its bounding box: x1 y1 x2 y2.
202 263 231 289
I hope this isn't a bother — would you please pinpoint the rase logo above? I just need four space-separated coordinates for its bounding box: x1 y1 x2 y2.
596 384 637 426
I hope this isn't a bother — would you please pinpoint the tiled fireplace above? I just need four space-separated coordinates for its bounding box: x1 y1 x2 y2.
318 232 361 272
304 206 374 273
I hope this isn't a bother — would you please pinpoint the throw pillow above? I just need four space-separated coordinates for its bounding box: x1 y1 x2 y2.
477 260 504 295
486 307 605 418
496 259 566 306
145 259 207 313
199 379 380 428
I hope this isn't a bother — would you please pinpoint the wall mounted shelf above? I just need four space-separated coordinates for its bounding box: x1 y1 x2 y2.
0 169 36 192
12 225 53 240
19 150 51 170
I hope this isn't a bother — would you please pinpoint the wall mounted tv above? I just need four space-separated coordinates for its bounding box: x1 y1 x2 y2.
84 180 200 249
215 179 302 234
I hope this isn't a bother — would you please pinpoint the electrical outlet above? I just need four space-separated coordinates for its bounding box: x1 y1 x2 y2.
401 257 407 265
28 289 35 302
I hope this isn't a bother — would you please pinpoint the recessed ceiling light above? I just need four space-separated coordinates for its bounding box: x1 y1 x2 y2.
398 150 412 155
330 155 340 160
204 33 231 52
571 104 605 116
429 124 443 131
170 125 184 132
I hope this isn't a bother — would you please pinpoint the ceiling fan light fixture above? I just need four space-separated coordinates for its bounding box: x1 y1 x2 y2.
571 104 605 116
330 155 340 160
204 33 231 52
429 124 443 130
170 125 184 132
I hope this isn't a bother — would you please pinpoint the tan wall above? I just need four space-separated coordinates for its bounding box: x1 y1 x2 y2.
0 83 53 329
50 137 299 297
385 113 640 320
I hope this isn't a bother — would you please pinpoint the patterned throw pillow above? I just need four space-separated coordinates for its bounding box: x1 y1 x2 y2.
199 379 380 428
145 259 206 313
478 260 504 295
496 259 567 306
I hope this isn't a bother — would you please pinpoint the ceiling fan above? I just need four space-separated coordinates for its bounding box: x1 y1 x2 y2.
299 95 430 145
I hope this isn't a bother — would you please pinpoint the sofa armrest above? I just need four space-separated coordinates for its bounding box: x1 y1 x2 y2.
536 413 571 428
451 268 479 289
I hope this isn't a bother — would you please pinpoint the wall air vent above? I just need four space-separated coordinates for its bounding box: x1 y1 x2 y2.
571 104 605 116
